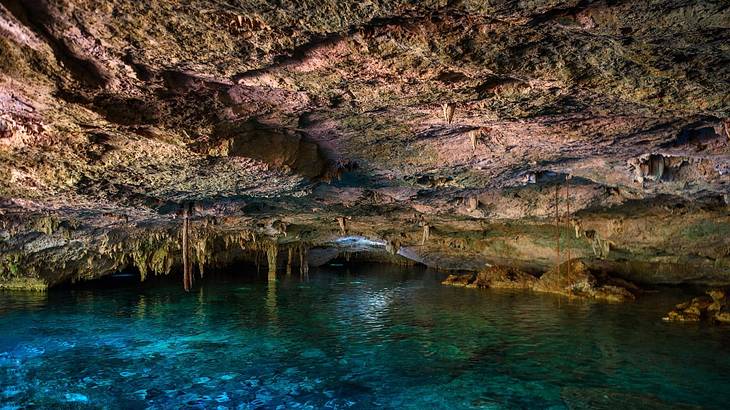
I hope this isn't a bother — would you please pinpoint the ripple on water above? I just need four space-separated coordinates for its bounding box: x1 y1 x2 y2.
1 266 729 409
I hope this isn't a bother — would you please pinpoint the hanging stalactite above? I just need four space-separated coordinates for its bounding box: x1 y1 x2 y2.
299 244 309 277
337 217 347 235
286 247 293 276
421 224 430 245
267 243 278 281
442 102 456 124
469 129 479 150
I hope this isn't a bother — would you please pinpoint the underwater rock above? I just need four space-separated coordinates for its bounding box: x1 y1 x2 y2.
561 386 701 410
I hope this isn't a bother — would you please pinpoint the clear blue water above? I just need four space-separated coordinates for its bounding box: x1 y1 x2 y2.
1 264 730 409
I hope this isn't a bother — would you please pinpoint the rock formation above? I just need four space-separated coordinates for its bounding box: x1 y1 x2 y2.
663 289 729 323
0 0 728 290
443 259 638 303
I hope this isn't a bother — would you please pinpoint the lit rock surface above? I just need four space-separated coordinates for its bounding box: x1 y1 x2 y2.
0 0 729 289
442 259 638 302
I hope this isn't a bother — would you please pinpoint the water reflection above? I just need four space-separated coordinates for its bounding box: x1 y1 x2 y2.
266 273 278 325
0 290 48 314
0 265 729 409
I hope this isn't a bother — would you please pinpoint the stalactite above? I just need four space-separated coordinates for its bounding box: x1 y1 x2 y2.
286 247 293 276
194 236 208 279
299 245 309 277
421 224 430 245
571 219 582 238
466 196 479 212
442 102 455 124
267 243 278 281
337 217 347 235
469 130 479 150
591 235 611 259
386 238 400 255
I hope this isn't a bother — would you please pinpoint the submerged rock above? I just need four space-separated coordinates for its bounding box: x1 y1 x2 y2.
561 386 701 410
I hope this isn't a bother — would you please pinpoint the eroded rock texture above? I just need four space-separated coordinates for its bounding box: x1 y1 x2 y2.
0 0 729 289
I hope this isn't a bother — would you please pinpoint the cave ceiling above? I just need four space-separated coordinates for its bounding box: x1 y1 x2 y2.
0 0 729 286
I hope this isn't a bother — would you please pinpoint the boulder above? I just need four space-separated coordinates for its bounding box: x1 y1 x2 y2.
473 266 537 289
663 289 729 324
534 259 636 302
441 273 475 287
442 259 637 303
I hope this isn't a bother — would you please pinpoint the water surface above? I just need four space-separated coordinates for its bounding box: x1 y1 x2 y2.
1 265 729 409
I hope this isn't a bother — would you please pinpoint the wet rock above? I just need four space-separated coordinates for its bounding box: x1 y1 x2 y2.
663 289 728 323
473 266 537 290
533 259 636 302
441 273 475 287
443 259 637 302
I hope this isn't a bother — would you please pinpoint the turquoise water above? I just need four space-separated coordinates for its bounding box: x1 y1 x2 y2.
1 265 729 409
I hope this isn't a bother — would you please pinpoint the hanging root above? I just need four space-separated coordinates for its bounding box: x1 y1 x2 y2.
442 103 455 124
181 203 194 292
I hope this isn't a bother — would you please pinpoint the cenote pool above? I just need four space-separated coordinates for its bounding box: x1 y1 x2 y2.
1 264 729 409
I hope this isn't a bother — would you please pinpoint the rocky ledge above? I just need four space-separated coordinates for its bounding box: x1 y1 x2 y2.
663 289 730 324
443 259 639 303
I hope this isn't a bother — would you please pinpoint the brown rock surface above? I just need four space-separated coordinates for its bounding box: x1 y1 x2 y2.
0 1 729 289
663 289 729 323
473 266 538 290
443 259 637 302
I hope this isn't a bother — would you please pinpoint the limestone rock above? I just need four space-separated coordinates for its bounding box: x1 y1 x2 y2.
443 259 637 303
441 273 475 287
663 289 729 324
533 259 636 302
473 266 537 290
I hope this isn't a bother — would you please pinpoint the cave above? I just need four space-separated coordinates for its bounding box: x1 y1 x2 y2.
1 0 729 408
